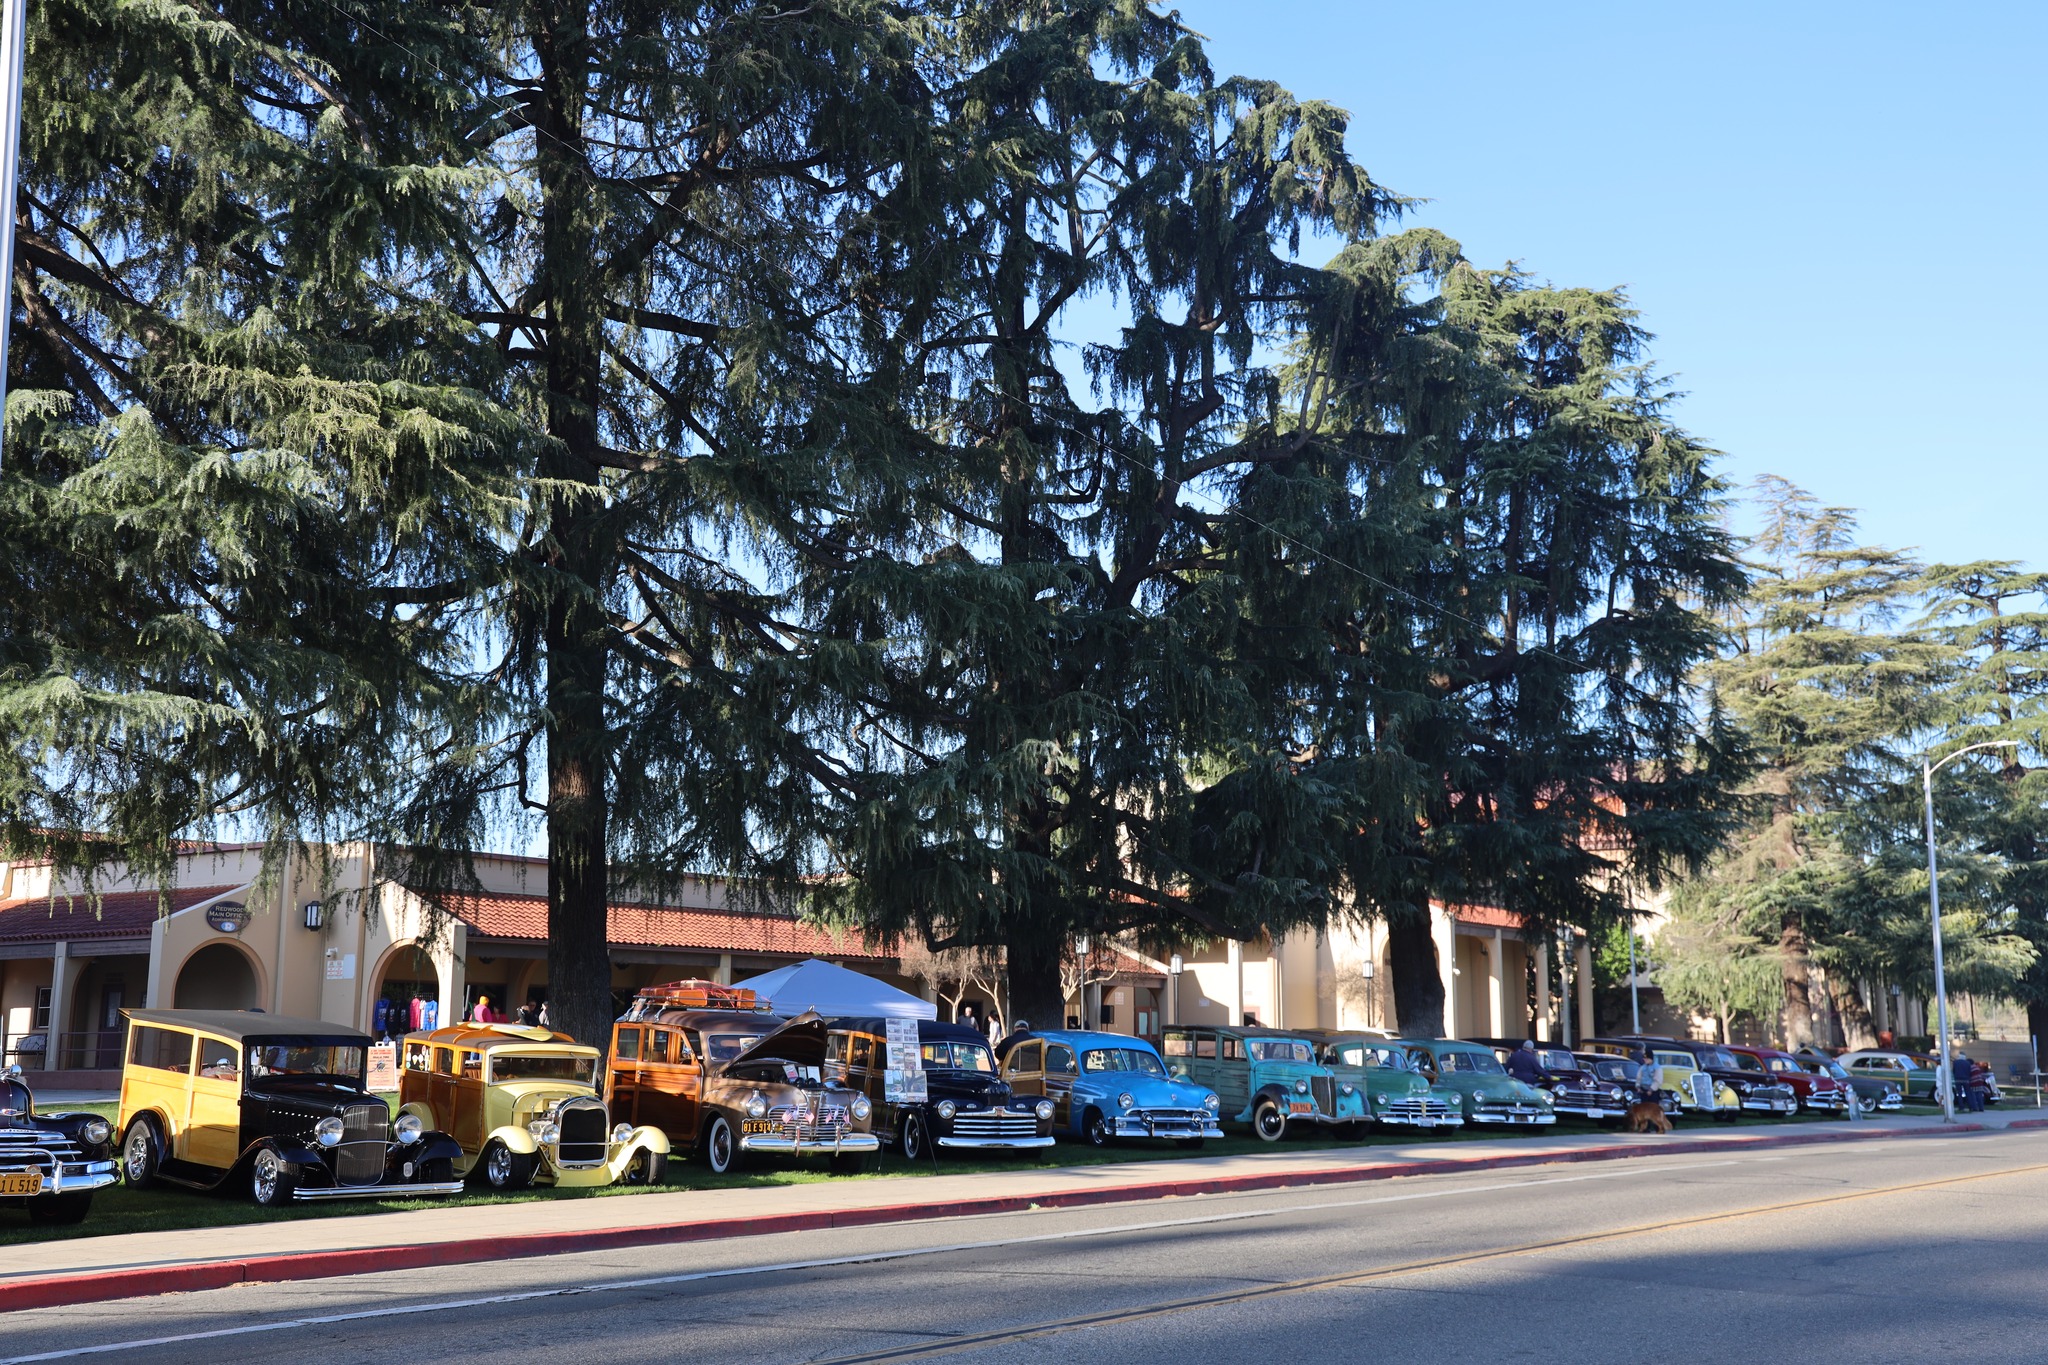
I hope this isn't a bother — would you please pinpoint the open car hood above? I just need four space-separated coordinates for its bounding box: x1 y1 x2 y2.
727 1010 829 1071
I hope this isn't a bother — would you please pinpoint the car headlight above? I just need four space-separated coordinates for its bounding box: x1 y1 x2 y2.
612 1122 634 1144
1035 1099 1055 1121
1294 1079 1309 1095
745 1092 769 1119
528 1120 559 1144
851 1095 872 1120
936 1100 957 1121
81 1118 111 1146
1474 1089 1491 1103
394 1113 423 1145
314 1116 345 1147
1339 1082 1355 1096
1608 1087 1624 1102
1202 1093 1220 1111
1117 1092 1135 1110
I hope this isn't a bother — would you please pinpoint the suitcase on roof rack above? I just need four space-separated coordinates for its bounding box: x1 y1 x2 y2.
625 979 762 1017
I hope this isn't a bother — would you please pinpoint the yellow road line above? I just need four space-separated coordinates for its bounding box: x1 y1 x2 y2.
811 1159 2048 1365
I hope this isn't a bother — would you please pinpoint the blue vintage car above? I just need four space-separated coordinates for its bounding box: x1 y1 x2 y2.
999 1030 1224 1147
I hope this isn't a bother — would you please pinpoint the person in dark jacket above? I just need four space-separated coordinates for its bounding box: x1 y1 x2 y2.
1954 1052 1986 1112
1506 1040 1545 1085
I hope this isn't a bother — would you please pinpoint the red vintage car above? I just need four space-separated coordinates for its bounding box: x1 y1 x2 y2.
1725 1044 1848 1113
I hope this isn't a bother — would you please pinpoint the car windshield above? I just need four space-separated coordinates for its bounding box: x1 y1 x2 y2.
490 1054 597 1085
248 1043 363 1079
1084 1048 1165 1076
1538 1050 1576 1070
1436 1050 1505 1075
1729 1053 1766 1072
1700 1049 1740 1069
1245 1039 1312 1063
1365 1047 1408 1071
1810 1060 1850 1079
702 1032 767 1063
1583 1058 1628 1080
1653 1052 1692 1068
923 1042 996 1074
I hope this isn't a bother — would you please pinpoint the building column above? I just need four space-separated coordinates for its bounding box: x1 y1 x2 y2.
717 952 733 986
45 940 69 1069
1534 939 1552 1042
1226 939 1244 1025
1270 944 1284 1030
1485 931 1506 1038
1575 936 1595 1041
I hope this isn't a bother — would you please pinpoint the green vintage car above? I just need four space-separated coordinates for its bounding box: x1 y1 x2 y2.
1299 1030 1464 1132
1161 1025 1370 1141
1837 1050 1942 1101
1398 1039 1556 1127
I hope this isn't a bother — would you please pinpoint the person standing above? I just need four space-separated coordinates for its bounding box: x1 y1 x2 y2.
1506 1040 1545 1085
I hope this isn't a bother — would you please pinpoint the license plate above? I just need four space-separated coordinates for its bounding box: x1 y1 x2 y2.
741 1119 776 1135
1288 1101 1314 1115
0 1172 43 1196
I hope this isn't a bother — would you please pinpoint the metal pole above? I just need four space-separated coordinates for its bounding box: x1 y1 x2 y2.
1627 924 1641 1033
1925 759 1956 1124
0 0 26 467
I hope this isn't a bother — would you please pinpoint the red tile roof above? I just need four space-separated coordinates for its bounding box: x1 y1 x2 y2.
0 886 241 944
427 890 897 960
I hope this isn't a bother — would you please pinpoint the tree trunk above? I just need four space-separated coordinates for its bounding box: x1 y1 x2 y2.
1386 910 1445 1038
1826 974 1877 1050
2027 999 2048 1073
536 0 614 1049
1778 914 1814 1049
1006 925 1066 1035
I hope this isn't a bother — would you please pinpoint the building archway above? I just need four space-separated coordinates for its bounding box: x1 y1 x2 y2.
370 942 443 1037
173 941 263 1011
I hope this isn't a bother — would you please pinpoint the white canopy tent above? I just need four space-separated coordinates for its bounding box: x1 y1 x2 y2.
734 958 936 1020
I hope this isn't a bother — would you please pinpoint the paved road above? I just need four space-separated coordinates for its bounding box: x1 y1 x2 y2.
7 1130 2047 1364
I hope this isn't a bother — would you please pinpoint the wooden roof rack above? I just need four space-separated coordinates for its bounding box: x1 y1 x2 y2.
625 979 765 1016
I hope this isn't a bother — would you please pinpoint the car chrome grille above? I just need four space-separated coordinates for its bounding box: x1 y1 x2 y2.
0 1132 79 1176
1310 1076 1335 1116
768 1096 853 1144
1376 1097 1456 1122
336 1103 389 1186
948 1110 1040 1139
1554 1085 1613 1109
556 1099 609 1169
1687 1074 1714 1110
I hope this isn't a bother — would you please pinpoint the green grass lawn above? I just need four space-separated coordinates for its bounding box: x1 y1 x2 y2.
0 1103 1844 1249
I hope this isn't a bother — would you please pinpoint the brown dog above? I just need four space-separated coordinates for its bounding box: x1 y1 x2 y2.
1625 1099 1673 1134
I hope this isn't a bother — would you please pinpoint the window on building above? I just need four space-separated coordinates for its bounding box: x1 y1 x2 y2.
32 987 50 1029
129 1025 192 1074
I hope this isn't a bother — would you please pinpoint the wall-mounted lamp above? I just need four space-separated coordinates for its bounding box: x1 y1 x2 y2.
302 901 324 930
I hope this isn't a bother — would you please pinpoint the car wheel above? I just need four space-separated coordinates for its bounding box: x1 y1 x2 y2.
1252 1099 1288 1142
1082 1108 1112 1148
120 1116 163 1189
1856 1092 1878 1116
702 1114 743 1175
622 1149 667 1186
250 1148 297 1207
830 1151 870 1175
480 1138 537 1191
28 1192 93 1225
901 1114 929 1162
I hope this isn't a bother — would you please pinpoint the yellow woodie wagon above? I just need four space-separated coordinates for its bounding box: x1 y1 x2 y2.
397 1023 668 1190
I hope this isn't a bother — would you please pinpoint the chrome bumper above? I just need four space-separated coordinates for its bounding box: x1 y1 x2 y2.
1111 1117 1224 1139
1474 1109 1556 1125
740 1133 881 1154
1377 1114 1465 1128
292 1178 468 1201
4 1160 121 1195
1552 1105 1628 1120
1740 1097 1799 1114
937 1134 1056 1150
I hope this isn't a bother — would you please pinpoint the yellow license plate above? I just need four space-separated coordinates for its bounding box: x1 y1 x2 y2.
741 1119 777 1135
1288 1101 1314 1115
0 1172 43 1196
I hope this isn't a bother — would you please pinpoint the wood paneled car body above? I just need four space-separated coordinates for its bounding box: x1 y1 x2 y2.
604 981 879 1174
1160 1024 1362 1140
398 1023 669 1189
116 1009 465 1206
828 1017 1054 1160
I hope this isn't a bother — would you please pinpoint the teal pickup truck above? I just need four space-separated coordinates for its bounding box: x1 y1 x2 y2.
1298 1030 1464 1131
1161 1025 1369 1140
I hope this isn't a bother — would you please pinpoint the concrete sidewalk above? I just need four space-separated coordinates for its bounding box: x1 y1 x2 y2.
5 1109 2041 1311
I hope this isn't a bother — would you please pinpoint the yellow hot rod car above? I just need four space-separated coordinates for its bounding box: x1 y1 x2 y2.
398 1023 669 1190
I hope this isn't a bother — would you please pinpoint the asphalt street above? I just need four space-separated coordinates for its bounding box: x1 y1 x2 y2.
6 1131 2047 1364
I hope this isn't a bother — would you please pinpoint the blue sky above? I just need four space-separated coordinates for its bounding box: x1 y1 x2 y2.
1173 0 2045 569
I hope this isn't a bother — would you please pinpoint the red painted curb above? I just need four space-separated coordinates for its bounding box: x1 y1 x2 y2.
0 1119 2000 1313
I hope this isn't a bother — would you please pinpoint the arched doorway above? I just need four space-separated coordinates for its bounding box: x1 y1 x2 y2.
371 943 442 1038
174 942 260 1010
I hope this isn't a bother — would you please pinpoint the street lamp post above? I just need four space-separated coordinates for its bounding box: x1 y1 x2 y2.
1924 739 2020 1124
1627 923 1641 1033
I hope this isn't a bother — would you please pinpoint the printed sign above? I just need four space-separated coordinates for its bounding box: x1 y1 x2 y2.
884 1016 927 1102
366 1042 398 1092
325 952 356 981
204 901 249 934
